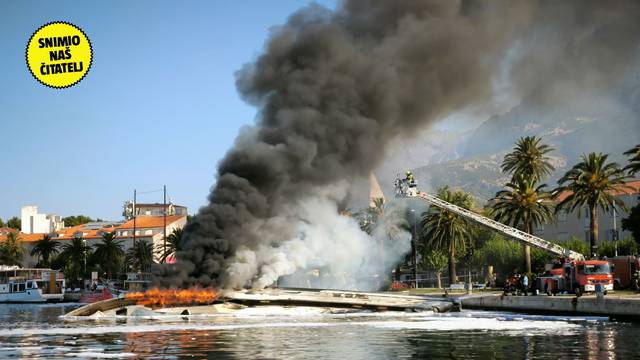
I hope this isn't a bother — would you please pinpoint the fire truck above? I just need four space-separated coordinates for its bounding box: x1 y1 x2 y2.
538 258 613 296
394 173 613 296
610 256 640 290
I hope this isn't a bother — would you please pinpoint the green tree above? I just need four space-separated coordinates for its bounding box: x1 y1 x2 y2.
622 196 640 247
126 240 154 272
359 197 409 278
556 153 632 257
597 236 638 258
472 235 589 280
59 236 92 286
624 144 640 175
92 232 124 279
491 175 555 273
423 249 448 288
0 218 4 228
360 198 408 240
157 228 184 263
6 217 21 231
472 233 522 279
63 215 95 227
501 136 555 182
30 234 60 267
560 236 591 256
498 136 555 273
0 232 24 266
420 187 473 284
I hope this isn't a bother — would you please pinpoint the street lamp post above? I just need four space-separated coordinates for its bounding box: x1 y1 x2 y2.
411 209 418 289
613 205 618 257
82 239 87 291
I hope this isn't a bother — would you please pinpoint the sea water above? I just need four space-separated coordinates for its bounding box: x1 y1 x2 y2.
0 303 637 359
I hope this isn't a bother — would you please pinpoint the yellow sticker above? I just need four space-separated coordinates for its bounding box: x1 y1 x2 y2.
26 21 93 89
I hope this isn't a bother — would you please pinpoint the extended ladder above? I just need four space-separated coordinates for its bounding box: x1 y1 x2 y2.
403 190 584 260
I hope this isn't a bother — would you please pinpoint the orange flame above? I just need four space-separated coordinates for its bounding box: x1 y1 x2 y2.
125 288 219 308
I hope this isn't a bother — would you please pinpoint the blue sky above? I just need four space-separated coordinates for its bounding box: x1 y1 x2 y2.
0 1 336 221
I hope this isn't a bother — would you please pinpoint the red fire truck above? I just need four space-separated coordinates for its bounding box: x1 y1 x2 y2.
610 256 640 290
538 258 613 296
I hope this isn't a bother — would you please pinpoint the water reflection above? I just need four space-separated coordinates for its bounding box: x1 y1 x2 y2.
585 326 618 360
0 305 638 359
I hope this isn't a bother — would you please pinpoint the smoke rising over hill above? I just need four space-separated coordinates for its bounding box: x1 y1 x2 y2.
155 0 640 289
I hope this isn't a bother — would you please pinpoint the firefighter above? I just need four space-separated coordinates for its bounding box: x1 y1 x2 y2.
405 170 414 183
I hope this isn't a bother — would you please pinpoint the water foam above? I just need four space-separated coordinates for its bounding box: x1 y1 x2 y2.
1 310 586 337
64 351 136 358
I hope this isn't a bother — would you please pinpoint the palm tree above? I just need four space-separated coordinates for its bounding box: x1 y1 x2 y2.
93 232 124 279
624 144 640 175
59 236 92 285
359 197 409 279
501 136 555 182
30 234 60 267
360 198 408 240
420 187 473 284
499 136 555 273
556 153 632 257
0 232 24 266
491 175 555 273
156 228 184 263
126 239 154 272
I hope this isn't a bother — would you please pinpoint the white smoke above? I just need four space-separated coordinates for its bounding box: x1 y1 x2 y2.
224 182 412 290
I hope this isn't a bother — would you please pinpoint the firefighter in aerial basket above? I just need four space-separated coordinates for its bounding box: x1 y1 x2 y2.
405 170 418 196
405 170 415 184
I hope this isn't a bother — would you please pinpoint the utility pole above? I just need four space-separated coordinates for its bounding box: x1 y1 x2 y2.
133 189 137 248
411 209 418 289
613 205 618 257
163 185 167 263
82 238 87 290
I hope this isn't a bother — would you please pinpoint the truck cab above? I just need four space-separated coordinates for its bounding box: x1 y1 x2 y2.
572 260 614 295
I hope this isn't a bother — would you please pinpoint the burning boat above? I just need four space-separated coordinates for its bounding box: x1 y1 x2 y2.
64 287 460 318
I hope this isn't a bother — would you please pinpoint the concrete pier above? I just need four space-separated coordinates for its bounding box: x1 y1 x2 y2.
461 294 640 319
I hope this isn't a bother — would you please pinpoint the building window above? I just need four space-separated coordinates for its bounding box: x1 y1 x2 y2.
583 207 590 226
585 230 590 243
557 210 567 222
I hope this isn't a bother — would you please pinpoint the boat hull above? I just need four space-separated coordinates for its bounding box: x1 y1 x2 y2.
0 290 48 303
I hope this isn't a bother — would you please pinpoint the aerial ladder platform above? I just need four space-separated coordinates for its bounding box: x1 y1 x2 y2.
394 174 584 261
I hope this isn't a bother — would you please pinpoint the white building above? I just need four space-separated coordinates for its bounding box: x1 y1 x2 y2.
20 206 64 234
536 180 639 245
123 202 188 220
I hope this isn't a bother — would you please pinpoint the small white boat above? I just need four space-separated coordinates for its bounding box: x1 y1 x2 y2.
0 266 66 302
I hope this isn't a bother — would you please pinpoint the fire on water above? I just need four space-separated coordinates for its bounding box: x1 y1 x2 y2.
125 288 220 308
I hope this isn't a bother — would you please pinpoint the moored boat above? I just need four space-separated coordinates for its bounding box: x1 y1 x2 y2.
0 266 65 302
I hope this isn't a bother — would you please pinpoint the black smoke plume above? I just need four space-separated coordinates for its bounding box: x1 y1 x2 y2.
154 0 640 289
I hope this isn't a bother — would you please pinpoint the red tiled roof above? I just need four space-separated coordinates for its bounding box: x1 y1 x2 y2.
0 215 185 243
0 232 49 243
554 180 640 202
116 215 186 230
